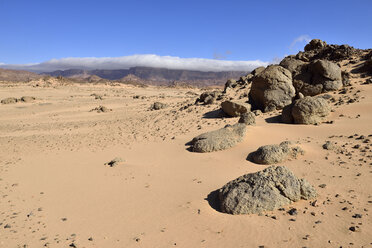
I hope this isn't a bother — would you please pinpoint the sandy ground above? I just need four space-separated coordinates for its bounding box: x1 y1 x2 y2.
0 73 371 248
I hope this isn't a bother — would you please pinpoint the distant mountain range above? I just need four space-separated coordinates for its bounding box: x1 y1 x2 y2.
0 66 248 86
0 68 42 82
42 66 247 85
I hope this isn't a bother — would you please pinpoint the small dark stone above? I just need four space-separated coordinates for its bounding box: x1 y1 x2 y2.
318 184 327 188
288 208 298 216
349 226 356 232
352 214 362 218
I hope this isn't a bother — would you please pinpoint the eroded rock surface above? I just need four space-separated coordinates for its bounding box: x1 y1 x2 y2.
218 166 317 214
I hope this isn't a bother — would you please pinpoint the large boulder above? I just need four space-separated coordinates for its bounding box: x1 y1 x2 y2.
190 123 246 153
309 60 342 91
280 57 342 96
248 141 304 164
221 100 251 117
218 166 317 214
282 96 331 124
249 65 296 112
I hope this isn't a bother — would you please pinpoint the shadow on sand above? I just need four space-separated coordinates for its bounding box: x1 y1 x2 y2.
205 189 223 213
264 114 283 124
202 109 228 119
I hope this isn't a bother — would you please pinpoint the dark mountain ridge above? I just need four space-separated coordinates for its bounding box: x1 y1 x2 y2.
42 66 247 85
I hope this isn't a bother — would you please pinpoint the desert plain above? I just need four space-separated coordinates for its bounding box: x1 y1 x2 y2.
0 44 371 248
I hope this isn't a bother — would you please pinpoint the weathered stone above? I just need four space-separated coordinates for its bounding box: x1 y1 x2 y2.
250 65 295 112
150 102 167 110
218 166 317 214
304 39 327 51
197 91 220 105
90 105 112 113
291 96 330 124
221 100 251 117
282 96 330 124
238 112 256 125
191 123 246 153
248 141 304 164
20 96 36 102
1 97 18 104
309 60 342 91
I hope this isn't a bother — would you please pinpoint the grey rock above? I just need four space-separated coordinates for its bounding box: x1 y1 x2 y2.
20 96 36 102
90 105 112 113
1 97 18 104
150 102 167 110
197 91 220 105
251 66 265 76
248 141 304 164
218 166 317 214
250 65 295 112
223 79 238 93
291 96 331 124
309 60 342 91
279 57 307 75
191 123 246 153
322 141 336 150
238 112 256 125
304 39 327 51
252 109 262 116
282 96 330 125
221 100 251 117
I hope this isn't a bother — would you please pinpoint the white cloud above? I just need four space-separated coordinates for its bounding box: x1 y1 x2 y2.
289 35 311 50
0 54 269 72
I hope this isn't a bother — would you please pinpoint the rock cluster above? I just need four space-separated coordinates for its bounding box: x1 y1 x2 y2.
280 58 342 96
195 91 221 105
218 166 317 214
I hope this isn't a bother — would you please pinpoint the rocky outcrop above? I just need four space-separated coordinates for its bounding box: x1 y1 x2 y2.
248 141 304 164
280 58 342 96
221 100 251 117
249 65 296 112
218 166 317 214
296 39 365 62
190 123 246 153
282 96 330 124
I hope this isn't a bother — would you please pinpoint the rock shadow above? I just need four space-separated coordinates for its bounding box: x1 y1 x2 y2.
202 109 228 119
265 114 283 123
184 140 194 152
205 189 223 213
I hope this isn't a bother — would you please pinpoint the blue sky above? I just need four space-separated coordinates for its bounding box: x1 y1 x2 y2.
0 0 371 71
